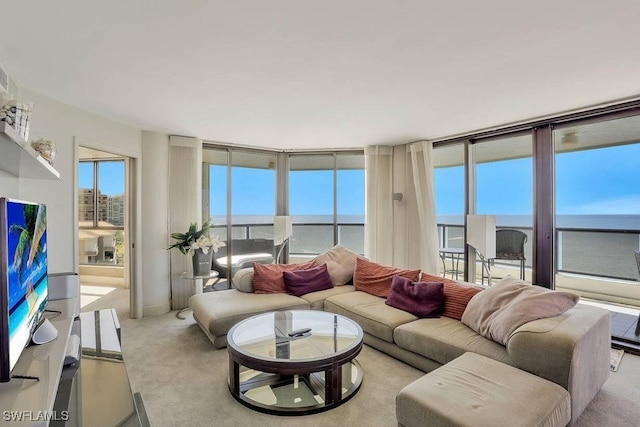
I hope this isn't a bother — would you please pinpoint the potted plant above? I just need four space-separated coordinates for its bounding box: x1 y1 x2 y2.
167 221 225 276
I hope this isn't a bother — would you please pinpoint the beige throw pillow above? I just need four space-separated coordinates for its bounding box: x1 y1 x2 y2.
461 276 579 346
232 267 254 293
314 244 360 286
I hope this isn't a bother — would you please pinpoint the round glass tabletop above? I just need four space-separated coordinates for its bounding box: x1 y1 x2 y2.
228 310 362 364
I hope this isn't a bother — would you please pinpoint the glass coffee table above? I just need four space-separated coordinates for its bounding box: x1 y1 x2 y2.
227 310 364 415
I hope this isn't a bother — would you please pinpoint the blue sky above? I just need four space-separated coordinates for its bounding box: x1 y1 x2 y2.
79 143 639 218
79 161 125 195
208 166 365 216
435 143 640 216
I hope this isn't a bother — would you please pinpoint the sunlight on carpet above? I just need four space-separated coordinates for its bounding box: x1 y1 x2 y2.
80 285 117 309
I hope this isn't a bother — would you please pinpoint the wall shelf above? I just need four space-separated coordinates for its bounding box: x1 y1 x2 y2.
0 122 60 180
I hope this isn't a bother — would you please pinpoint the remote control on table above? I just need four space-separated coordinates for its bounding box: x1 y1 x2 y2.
288 328 311 337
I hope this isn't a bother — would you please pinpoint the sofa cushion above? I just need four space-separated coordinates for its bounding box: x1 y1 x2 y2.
396 352 570 427
283 264 334 296
314 244 360 286
393 316 512 366
324 291 417 342
421 273 484 320
385 275 444 318
252 260 317 294
299 285 356 310
189 289 309 340
462 276 580 345
354 258 420 298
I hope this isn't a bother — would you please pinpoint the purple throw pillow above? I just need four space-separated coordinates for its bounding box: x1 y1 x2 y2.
385 275 444 318
283 264 334 297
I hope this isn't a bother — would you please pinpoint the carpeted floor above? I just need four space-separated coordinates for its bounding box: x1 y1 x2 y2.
83 289 640 427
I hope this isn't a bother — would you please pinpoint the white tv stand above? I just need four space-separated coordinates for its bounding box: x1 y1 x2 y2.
0 298 78 425
0 299 148 426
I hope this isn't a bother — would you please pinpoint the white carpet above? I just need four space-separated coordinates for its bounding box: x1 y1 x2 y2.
82 292 640 427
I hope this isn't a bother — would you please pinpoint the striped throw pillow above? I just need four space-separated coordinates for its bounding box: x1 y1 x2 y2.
354 258 420 298
252 260 317 294
420 273 484 320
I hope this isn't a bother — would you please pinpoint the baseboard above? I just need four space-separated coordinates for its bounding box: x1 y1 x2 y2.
142 301 171 317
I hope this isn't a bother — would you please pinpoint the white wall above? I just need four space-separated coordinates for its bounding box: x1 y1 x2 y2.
141 132 171 316
15 89 143 274
0 89 189 316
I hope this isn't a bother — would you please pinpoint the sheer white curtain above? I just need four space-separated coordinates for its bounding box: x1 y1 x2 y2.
364 142 440 273
364 146 394 265
168 136 203 309
409 141 440 274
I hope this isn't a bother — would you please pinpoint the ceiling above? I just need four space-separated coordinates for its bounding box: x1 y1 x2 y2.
2 1 640 150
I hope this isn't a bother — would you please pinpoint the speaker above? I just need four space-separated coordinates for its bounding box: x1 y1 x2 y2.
32 318 59 345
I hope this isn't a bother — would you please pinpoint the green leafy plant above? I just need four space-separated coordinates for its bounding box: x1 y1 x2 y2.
10 204 46 283
167 221 225 255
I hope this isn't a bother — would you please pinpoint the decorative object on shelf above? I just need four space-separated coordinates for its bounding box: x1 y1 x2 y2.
0 96 32 141
167 221 225 276
30 139 56 166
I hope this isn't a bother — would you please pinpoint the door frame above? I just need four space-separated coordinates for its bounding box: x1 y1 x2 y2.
73 138 143 319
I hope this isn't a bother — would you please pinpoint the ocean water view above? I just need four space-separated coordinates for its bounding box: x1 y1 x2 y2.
210 214 640 281
439 214 640 281
437 214 640 230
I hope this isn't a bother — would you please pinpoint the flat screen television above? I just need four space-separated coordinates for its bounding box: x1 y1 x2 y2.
0 198 48 383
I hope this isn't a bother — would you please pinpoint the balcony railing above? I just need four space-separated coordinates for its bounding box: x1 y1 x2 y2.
211 221 639 281
438 223 640 281
211 223 365 256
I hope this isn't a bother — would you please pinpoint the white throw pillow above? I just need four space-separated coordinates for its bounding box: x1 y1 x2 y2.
232 267 254 293
461 275 579 345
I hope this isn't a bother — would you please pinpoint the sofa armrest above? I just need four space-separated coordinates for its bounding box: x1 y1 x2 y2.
507 304 610 425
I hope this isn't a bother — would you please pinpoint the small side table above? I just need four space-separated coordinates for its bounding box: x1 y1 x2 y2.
439 248 464 280
176 270 220 319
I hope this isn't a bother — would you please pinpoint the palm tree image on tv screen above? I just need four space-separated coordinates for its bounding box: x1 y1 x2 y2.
1 199 48 380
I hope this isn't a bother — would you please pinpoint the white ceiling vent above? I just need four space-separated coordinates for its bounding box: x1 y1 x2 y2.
0 64 8 93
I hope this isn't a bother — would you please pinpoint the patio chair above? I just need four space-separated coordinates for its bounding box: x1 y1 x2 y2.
488 229 528 281
211 238 275 288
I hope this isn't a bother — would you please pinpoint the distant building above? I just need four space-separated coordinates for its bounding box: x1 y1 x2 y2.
78 189 124 226
108 194 125 226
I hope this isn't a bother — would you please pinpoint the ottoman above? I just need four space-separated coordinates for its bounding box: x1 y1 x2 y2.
396 352 571 427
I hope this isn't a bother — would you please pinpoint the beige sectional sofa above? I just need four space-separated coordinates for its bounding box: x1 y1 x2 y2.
189 265 610 425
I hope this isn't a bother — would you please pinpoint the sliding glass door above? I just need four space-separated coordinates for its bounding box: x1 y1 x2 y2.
554 116 640 305
433 144 466 278
473 134 533 284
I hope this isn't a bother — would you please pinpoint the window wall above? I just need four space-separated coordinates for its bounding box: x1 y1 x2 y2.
203 146 365 262
474 134 533 283
433 136 534 283
289 153 365 258
554 117 640 291
203 148 277 241
78 159 125 266
433 144 466 277
430 106 640 312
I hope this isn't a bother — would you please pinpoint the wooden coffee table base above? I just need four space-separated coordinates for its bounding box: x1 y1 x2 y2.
228 357 363 415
